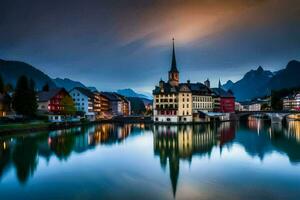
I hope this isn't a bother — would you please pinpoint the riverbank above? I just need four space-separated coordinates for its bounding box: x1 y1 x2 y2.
0 116 153 134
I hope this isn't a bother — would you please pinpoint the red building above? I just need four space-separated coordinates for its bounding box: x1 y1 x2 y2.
37 88 70 114
212 88 235 113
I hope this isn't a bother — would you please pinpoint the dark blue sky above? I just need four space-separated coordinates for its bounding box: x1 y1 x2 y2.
1 0 300 93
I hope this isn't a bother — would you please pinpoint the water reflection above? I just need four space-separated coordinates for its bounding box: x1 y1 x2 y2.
153 123 236 196
0 120 300 198
0 124 150 184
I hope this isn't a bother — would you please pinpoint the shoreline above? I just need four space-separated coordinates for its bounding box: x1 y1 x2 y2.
0 117 239 135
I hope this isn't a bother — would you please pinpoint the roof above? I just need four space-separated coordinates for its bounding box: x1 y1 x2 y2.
101 92 121 101
211 88 234 98
170 39 179 73
37 88 66 102
114 93 129 103
70 87 94 98
153 81 212 95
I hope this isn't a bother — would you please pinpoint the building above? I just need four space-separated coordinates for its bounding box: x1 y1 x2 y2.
69 87 99 121
152 39 216 123
37 88 70 114
283 93 300 111
211 87 235 113
101 92 131 117
239 98 271 111
98 92 111 119
114 93 131 116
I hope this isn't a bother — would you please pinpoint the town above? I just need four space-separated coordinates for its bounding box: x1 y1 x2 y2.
1 40 300 128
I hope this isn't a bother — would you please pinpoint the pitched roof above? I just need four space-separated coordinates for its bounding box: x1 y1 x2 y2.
153 81 212 95
211 88 234 98
169 39 179 73
37 88 66 102
70 87 94 98
101 92 120 101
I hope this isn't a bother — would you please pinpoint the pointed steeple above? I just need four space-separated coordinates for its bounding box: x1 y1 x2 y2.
170 38 179 73
218 79 222 88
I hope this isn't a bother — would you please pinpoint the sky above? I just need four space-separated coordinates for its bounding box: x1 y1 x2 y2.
1 0 300 93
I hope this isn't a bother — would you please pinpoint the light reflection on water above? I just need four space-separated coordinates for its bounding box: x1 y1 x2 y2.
0 120 300 199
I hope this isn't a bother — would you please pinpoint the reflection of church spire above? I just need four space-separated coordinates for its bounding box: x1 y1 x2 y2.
169 153 179 197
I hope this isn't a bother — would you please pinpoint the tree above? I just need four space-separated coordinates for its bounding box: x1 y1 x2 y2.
60 95 76 116
0 74 4 94
42 83 49 92
12 75 37 117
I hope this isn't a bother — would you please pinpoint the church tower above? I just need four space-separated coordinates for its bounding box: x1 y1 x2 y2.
168 38 179 87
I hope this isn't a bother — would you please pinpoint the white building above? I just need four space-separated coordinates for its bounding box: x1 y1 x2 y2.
69 87 96 121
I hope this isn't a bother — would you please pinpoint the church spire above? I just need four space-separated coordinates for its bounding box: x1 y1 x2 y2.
170 38 178 73
218 79 222 88
168 38 179 86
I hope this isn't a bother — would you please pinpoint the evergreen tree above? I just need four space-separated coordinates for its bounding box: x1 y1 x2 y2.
12 75 37 117
60 95 76 116
0 74 4 94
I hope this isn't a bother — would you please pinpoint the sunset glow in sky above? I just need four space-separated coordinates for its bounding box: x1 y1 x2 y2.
1 0 300 92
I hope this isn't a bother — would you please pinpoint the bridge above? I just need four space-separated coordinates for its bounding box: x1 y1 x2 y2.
236 111 300 123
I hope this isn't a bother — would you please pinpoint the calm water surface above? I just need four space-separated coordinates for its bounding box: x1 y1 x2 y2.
0 119 300 199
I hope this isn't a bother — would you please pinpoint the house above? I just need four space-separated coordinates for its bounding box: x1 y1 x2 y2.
101 92 131 117
36 88 70 114
0 93 12 117
69 87 99 121
211 88 235 113
283 93 300 111
114 93 131 116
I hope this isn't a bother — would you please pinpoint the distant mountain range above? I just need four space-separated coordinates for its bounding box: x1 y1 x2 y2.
116 88 152 100
0 59 56 90
52 78 87 91
2 58 299 102
223 60 300 101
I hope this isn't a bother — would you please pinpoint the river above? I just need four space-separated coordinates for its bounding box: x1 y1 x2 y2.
0 119 300 199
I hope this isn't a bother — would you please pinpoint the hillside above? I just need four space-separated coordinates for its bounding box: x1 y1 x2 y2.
0 59 56 90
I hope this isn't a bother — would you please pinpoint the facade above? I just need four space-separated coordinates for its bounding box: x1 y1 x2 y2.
69 87 97 121
211 88 235 113
37 88 70 114
99 92 111 119
283 93 300 111
153 39 217 123
101 92 131 117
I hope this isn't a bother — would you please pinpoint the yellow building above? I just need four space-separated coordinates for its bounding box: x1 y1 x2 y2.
153 39 214 123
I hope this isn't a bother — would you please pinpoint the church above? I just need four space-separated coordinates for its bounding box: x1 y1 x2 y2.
152 39 217 123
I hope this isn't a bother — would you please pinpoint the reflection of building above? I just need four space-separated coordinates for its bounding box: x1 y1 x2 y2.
153 124 235 196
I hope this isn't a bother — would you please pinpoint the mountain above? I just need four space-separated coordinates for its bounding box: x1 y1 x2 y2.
267 60 300 91
0 59 56 90
116 88 152 99
229 66 273 101
222 80 234 91
87 87 98 92
52 78 87 91
226 60 300 101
